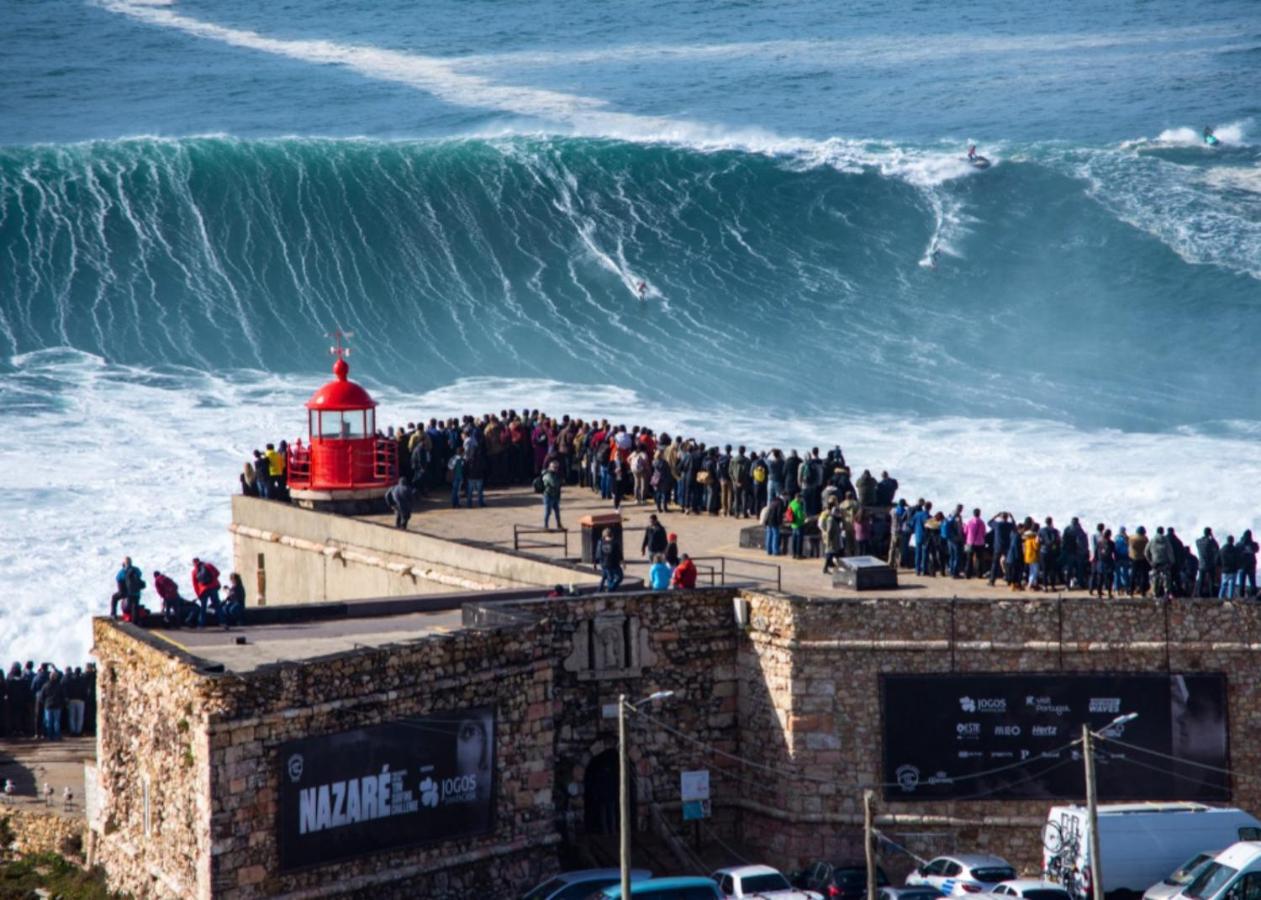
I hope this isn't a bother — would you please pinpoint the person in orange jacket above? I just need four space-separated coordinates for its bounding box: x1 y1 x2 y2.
671 554 698 589
191 557 222 628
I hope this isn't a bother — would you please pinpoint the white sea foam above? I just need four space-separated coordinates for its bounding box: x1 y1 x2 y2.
4 355 1260 665
451 26 1238 73
1071 134 1261 281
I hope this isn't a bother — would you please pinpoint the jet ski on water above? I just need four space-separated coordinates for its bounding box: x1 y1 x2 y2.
966 144 991 168
1203 126 1220 146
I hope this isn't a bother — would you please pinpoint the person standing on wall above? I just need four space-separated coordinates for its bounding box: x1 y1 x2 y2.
112 556 145 619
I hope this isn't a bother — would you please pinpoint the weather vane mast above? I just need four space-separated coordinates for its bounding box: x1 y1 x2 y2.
328 328 355 360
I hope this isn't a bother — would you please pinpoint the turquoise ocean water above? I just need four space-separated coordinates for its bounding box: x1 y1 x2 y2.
1 0 1259 659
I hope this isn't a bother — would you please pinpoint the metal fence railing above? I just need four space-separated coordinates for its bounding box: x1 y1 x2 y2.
512 524 569 556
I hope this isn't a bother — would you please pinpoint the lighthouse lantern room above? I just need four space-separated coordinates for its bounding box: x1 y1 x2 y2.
286 332 397 512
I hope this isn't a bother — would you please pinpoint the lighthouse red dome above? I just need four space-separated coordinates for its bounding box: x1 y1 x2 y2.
305 356 377 411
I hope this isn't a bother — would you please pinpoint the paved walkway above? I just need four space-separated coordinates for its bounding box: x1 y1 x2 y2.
0 736 93 819
367 484 1028 601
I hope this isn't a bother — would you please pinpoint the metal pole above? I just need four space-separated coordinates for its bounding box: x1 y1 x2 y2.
1083 724 1103 900
620 693 631 899
864 789 877 900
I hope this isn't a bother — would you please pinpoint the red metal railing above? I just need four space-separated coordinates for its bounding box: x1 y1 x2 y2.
286 438 396 491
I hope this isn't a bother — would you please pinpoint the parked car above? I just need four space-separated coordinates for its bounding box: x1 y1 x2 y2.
1179 841 1261 900
1043 804 1261 900
793 861 890 899
906 855 1016 895
712 865 823 899
589 876 725 899
981 879 1072 900
522 868 652 900
1143 851 1219 900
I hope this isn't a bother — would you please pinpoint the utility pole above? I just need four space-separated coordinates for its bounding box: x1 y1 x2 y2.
864 789 877 900
1082 723 1103 900
620 693 631 900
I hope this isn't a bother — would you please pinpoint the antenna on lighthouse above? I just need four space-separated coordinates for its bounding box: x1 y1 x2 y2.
328 329 355 360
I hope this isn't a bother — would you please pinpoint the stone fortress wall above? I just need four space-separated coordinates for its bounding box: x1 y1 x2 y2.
91 588 1261 897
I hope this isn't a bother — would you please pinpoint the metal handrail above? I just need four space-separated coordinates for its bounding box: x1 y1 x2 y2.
512 524 570 556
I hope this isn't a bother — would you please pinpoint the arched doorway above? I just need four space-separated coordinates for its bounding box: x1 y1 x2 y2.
584 749 633 835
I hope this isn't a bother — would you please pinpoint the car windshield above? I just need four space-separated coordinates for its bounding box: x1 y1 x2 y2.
743 874 792 892
972 869 1017 884
1023 890 1071 900
1186 863 1239 900
524 878 568 900
1169 856 1214 886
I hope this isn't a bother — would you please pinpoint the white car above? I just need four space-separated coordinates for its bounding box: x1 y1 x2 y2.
982 880 1072 900
1143 852 1219 900
712 865 823 899
907 856 1017 896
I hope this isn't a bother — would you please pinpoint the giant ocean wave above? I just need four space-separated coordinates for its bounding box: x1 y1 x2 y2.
1 132 1258 432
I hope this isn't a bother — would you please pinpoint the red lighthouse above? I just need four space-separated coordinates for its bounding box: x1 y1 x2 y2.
286 333 397 513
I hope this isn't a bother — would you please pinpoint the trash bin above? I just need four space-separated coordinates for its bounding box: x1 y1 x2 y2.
580 513 624 564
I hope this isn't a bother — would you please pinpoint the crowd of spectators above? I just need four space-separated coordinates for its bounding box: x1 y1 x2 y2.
1 662 96 741
243 408 1259 602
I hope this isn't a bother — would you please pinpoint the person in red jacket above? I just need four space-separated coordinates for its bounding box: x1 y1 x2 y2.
152 571 186 627
190 557 222 628
671 554 698 590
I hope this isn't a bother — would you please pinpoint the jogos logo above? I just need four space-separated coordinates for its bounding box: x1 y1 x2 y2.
959 695 1006 713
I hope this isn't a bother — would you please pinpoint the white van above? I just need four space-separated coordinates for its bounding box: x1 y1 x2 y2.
1181 842 1261 900
1042 803 1261 899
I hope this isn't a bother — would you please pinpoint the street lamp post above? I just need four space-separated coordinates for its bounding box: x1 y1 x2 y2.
619 690 675 899
1083 712 1138 900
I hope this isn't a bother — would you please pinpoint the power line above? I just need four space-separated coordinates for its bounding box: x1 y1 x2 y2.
1101 735 1235 778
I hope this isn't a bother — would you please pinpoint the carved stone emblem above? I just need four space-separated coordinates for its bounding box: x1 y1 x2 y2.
564 614 657 680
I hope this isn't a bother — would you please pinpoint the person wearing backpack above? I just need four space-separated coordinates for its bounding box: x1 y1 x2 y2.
384 477 415 530
542 461 564 530
190 557 222 628
630 448 650 505
820 502 844 574
112 556 145 619
787 491 807 559
750 453 768 516
464 439 487 508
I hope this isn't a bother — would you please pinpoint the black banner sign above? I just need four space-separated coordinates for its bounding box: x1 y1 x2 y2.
277 708 495 870
882 673 1228 802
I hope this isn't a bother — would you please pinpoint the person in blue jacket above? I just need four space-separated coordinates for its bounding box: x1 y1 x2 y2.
912 501 933 575
112 556 144 619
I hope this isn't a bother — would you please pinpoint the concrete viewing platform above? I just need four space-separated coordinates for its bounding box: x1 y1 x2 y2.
362 483 1045 602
